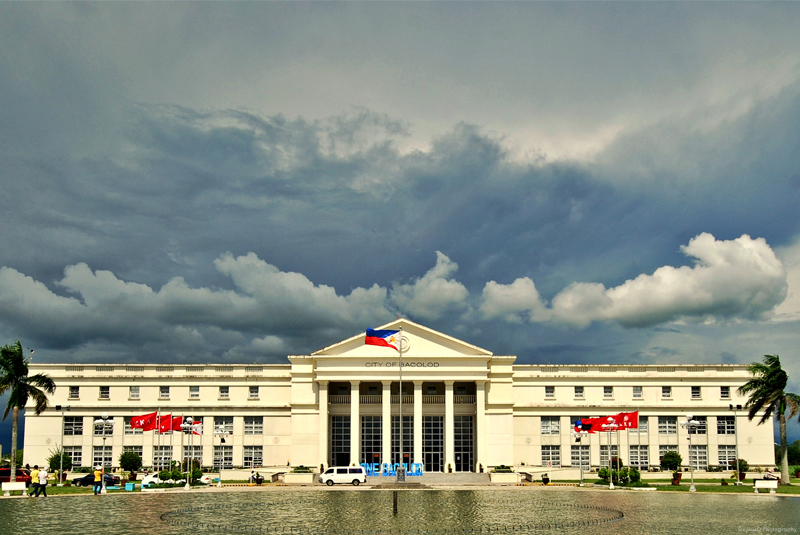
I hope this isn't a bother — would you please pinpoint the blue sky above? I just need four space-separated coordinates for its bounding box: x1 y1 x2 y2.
2 2 800 453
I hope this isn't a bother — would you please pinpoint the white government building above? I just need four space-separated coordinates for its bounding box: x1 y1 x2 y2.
24 319 774 474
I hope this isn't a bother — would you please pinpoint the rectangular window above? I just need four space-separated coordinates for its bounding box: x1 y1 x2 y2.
243 446 263 468
124 416 143 435
689 445 708 470
159 386 170 399
214 446 233 470
571 445 590 470
189 386 200 398
717 416 735 435
64 416 83 436
600 445 619 467
219 386 229 399
718 445 737 469
183 445 203 466
637 416 649 433
244 416 263 435
630 445 649 469
249 386 259 399
662 386 672 399
63 446 82 468
153 446 172 470
541 445 561 468
658 416 677 435
330 416 352 468
123 445 143 458
545 386 555 399
574 386 584 398
92 446 113 468
720 386 731 399
426 386 437 395
99 386 110 400
69 386 79 400
633 386 643 399
129 386 139 399
361 416 383 465
688 416 707 435
214 416 234 434
540 416 560 435
691 386 701 399
93 416 114 436
604 386 613 398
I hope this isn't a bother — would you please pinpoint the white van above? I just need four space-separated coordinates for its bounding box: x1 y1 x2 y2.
319 466 367 486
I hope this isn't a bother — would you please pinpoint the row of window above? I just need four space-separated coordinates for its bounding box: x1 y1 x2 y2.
540 415 735 435
63 416 262 436
543 444 737 470
61 444 259 470
549 385 731 399
68 385 256 401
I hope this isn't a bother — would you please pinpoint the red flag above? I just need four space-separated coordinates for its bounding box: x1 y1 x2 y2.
131 411 158 431
171 416 185 432
158 414 173 433
616 411 639 429
192 421 203 435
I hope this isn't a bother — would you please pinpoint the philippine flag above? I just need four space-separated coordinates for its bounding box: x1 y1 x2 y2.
365 328 401 351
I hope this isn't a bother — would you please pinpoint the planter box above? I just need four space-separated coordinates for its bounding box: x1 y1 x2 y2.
284 472 316 484
489 472 520 484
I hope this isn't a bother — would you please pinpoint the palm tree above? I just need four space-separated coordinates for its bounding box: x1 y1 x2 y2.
0 341 55 482
738 354 800 485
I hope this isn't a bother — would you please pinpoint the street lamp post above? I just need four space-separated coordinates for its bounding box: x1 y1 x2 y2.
572 430 586 487
730 404 743 485
181 417 193 490
93 413 114 494
56 405 70 486
680 415 700 492
603 418 619 490
213 424 228 487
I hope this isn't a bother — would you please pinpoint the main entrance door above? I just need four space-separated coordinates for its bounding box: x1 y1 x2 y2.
423 416 444 472
454 415 474 472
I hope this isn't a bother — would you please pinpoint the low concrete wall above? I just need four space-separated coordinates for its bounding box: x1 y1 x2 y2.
283 472 316 484
488 472 520 484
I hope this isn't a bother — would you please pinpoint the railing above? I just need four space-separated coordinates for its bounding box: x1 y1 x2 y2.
423 395 444 404
391 395 414 405
329 395 351 404
454 395 476 404
360 395 382 404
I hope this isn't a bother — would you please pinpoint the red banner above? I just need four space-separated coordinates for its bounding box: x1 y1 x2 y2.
158 414 173 433
615 411 639 429
130 411 158 431
171 416 185 432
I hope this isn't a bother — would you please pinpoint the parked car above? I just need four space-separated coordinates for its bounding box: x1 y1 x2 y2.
72 473 120 487
0 468 32 486
140 473 188 487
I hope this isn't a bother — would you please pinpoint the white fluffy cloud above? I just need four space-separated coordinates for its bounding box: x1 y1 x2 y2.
480 233 787 328
389 251 469 321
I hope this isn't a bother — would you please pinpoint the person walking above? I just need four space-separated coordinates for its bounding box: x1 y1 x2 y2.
35 467 48 497
93 466 103 495
28 465 40 497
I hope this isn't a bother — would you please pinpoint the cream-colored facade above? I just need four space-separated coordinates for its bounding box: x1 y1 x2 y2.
23 320 774 473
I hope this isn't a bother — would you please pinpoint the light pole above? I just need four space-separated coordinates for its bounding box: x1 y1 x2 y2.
181 417 193 490
680 415 700 492
572 430 587 487
94 413 114 494
56 405 70 486
603 418 619 490
730 404 743 485
213 424 228 487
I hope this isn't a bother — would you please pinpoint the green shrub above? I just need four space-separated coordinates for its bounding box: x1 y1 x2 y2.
118 451 143 473
660 451 682 471
158 469 172 480
598 467 610 482
628 467 641 483
491 465 513 473
291 465 312 473
47 447 74 472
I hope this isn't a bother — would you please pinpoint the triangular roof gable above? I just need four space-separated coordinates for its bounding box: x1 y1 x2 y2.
312 318 492 357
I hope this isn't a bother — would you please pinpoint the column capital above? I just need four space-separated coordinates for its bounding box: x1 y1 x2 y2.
381 380 392 386
413 380 423 386
475 380 486 387
444 380 455 386
318 380 329 386
350 380 361 386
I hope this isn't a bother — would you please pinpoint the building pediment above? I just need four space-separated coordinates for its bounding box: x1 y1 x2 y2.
311 319 492 358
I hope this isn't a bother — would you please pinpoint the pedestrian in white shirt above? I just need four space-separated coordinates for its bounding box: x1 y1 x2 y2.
35 467 48 497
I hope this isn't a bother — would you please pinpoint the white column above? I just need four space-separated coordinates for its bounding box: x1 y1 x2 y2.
414 381 423 466
318 381 328 470
350 381 360 466
382 380 392 466
445 380 454 472
476 381 486 472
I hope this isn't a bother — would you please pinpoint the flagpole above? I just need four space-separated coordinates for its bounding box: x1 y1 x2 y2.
397 326 405 482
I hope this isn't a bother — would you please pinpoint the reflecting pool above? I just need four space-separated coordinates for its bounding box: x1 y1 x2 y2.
1 489 798 534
